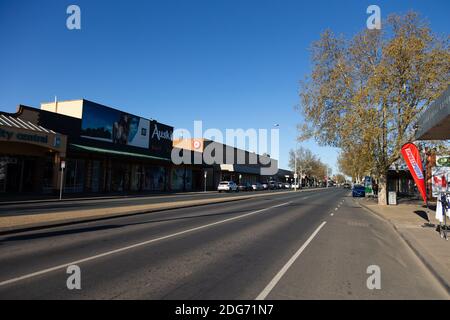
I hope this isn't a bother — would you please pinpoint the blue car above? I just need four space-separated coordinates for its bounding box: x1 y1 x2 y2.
352 184 366 197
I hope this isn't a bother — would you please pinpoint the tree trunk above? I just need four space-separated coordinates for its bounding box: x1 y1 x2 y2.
377 172 388 205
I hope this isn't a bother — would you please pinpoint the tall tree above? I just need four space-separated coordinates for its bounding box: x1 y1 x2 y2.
298 12 450 204
288 146 329 183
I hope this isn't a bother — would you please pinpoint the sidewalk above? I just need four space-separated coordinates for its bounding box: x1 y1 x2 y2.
357 198 450 294
0 190 218 205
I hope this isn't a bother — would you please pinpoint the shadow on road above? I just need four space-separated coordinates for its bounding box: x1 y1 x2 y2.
0 204 287 243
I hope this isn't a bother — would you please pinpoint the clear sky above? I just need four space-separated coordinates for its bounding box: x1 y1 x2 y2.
0 0 449 172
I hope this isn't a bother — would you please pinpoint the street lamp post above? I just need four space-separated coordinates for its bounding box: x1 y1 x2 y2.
59 160 66 200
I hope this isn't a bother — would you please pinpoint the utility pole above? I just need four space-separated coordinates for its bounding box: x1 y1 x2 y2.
294 154 298 191
59 160 66 200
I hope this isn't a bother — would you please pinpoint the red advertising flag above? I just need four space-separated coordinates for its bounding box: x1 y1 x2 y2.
401 143 427 204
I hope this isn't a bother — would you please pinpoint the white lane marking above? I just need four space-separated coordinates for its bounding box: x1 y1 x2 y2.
0 201 291 287
255 221 327 300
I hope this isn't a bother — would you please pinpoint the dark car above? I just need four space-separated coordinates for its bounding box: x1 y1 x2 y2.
343 182 351 189
269 181 277 189
352 184 366 197
238 182 252 191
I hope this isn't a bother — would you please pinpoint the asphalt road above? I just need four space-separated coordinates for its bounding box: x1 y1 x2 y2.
0 188 447 299
0 189 292 217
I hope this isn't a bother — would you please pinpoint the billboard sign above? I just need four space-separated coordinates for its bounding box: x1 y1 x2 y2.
80 101 150 149
149 121 173 159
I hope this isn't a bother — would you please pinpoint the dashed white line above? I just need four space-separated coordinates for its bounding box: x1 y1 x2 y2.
0 201 291 288
255 221 327 300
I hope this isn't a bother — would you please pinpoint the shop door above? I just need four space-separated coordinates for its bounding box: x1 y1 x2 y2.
0 159 6 193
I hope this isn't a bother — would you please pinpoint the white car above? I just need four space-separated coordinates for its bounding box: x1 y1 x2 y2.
218 181 238 192
251 182 263 191
291 183 300 189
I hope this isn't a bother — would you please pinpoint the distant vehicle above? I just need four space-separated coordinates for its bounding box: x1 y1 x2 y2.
238 182 252 191
218 181 238 192
352 184 365 197
284 183 291 189
262 183 269 190
269 181 277 189
251 182 263 191
277 182 284 189
291 183 300 189
343 182 351 189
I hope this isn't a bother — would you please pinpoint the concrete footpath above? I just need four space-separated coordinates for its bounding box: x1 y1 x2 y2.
358 198 450 294
0 189 319 235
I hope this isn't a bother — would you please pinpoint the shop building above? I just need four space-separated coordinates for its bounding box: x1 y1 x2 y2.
3 100 178 195
0 110 67 195
173 138 281 190
1 99 287 196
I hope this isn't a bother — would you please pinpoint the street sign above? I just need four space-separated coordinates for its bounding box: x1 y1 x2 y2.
294 173 298 179
436 156 450 167
388 191 397 205
61 161 66 169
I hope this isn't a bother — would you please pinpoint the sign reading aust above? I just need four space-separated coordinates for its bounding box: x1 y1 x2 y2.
149 121 173 159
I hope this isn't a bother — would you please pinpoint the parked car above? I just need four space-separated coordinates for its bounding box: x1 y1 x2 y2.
238 182 252 191
352 184 365 197
269 181 277 189
277 182 284 189
218 181 238 192
262 183 269 190
251 182 263 191
284 183 291 189
343 182 351 189
291 183 300 189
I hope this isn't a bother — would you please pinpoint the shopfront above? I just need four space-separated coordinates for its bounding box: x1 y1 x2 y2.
0 113 67 195
10 100 179 195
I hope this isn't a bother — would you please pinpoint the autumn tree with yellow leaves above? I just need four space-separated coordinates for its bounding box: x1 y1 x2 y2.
298 12 450 205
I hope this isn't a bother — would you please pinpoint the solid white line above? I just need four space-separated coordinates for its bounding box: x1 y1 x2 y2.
0 201 291 287
255 221 327 300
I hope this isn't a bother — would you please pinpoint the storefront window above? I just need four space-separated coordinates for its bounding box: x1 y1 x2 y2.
143 166 166 191
91 160 101 192
0 158 6 193
65 159 85 193
111 161 129 192
42 156 54 193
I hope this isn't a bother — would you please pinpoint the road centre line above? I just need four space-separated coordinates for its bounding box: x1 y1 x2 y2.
0 201 291 287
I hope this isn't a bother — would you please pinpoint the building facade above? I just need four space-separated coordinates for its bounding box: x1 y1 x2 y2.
1 99 287 197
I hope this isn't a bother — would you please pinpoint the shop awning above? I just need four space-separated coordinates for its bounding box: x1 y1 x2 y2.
69 144 171 162
415 86 450 140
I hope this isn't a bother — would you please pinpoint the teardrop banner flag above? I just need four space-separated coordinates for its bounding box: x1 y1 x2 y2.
401 143 427 204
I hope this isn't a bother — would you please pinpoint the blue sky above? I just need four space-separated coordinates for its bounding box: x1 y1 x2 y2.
0 0 449 172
